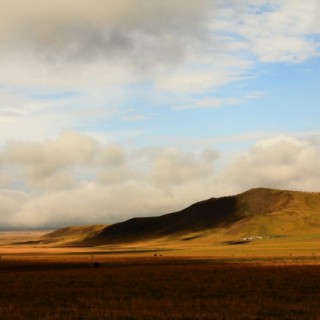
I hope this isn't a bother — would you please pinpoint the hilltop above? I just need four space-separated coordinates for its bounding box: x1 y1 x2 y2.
42 188 320 246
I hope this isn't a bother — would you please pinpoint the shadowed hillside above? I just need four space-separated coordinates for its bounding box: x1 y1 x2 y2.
43 188 320 245
83 188 320 245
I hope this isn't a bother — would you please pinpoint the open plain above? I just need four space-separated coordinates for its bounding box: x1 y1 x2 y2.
1 230 320 320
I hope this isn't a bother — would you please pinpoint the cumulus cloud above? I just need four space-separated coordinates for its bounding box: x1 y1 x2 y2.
5 181 217 229
150 148 218 185
0 131 99 190
214 0 320 62
0 0 211 68
220 135 320 192
0 190 29 229
0 130 140 193
1 131 320 229
0 131 219 228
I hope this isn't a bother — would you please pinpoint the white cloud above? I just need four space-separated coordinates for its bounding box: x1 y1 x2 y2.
155 52 252 94
1 131 320 229
6 181 217 229
0 131 98 190
220 135 320 192
175 91 265 110
149 148 218 185
214 0 320 63
0 131 219 228
0 190 29 229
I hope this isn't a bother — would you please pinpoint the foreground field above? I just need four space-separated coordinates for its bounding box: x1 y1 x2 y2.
1 231 320 319
0 257 320 320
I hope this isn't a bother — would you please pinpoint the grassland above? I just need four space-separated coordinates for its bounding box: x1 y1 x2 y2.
0 257 320 320
1 230 320 320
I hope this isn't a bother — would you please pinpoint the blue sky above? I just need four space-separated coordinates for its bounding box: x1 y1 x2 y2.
0 0 319 229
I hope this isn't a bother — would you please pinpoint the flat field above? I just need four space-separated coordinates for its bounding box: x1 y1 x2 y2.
0 231 320 320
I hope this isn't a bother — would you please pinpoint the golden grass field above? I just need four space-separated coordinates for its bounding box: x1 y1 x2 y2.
1 230 320 319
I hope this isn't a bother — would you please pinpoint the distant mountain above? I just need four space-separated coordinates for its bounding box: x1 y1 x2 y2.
43 188 320 245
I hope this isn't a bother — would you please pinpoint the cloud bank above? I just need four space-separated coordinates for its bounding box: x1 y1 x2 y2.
1 131 319 229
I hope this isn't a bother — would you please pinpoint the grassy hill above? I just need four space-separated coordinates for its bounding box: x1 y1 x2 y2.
43 188 320 246
41 224 108 245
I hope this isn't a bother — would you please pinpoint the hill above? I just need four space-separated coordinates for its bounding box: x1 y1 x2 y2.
43 188 320 246
41 224 108 245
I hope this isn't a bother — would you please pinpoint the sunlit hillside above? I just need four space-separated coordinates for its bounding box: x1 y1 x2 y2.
42 188 320 246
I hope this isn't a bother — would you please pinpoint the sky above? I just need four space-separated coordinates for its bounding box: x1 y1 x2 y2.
0 0 320 229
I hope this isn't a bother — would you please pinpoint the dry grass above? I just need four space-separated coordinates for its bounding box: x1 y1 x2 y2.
1 231 320 319
0 230 49 245
1 230 320 260
0 257 320 320
41 225 108 245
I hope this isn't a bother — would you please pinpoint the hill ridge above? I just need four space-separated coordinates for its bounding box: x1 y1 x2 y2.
43 188 320 245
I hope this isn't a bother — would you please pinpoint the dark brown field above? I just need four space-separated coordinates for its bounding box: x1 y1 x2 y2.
0 257 320 320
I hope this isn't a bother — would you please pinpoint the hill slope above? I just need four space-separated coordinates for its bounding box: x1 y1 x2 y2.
41 224 108 245
83 188 320 245
41 188 320 246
